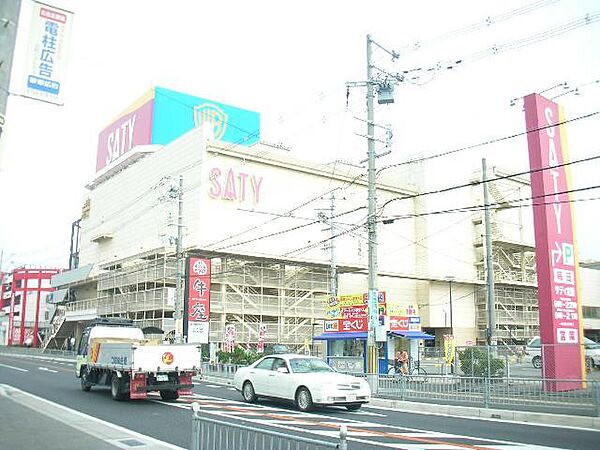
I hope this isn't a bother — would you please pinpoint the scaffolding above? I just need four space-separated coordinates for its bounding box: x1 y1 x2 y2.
65 251 329 349
473 174 539 346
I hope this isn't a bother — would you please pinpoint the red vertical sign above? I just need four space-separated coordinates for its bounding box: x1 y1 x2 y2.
187 258 211 344
524 93 583 390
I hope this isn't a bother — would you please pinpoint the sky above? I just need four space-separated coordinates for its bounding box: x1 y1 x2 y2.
0 0 599 270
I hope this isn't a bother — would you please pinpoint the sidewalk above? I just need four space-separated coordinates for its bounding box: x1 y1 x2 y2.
0 385 183 450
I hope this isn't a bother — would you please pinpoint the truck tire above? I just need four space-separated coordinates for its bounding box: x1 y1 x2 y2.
160 390 179 401
80 368 92 392
111 375 128 401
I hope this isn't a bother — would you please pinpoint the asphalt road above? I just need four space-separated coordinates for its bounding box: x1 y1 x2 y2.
1 353 599 450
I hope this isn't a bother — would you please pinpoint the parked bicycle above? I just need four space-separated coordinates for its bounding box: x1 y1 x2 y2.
387 356 428 383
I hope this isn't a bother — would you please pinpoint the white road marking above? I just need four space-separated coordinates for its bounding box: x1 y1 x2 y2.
38 367 59 373
0 384 183 449
0 363 28 372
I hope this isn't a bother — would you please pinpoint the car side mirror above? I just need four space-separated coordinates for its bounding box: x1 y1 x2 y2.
277 367 289 374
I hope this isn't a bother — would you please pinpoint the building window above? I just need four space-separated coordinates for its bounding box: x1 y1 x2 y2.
583 306 600 320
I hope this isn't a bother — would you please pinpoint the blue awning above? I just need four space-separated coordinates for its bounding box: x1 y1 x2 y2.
391 331 435 340
313 332 368 340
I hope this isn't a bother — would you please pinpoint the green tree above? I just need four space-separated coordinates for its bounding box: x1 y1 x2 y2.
458 347 505 378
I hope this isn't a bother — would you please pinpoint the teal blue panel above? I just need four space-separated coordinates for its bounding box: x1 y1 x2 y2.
151 87 260 146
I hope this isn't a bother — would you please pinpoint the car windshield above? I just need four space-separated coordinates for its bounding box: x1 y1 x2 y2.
289 358 334 373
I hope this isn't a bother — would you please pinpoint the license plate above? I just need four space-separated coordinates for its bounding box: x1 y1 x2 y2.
347 394 356 402
156 374 169 382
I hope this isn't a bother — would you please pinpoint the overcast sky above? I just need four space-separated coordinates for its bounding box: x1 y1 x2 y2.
0 0 598 270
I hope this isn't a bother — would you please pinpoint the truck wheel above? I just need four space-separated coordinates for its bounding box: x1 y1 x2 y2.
160 390 179 401
80 369 92 392
111 375 127 401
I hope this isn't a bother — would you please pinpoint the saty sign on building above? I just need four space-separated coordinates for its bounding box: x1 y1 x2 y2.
22 3 74 104
184 257 211 344
524 93 584 391
96 87 260 173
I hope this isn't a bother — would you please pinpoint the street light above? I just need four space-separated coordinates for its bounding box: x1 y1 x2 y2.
445 276 455 336
445 276 455 374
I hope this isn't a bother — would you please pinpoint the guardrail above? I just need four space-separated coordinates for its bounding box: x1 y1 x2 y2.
190 402 346 450
200 362 246 379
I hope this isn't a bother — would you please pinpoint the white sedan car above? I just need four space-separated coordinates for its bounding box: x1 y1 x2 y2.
233 354 371 412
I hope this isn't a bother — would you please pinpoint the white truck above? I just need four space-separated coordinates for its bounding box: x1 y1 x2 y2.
75 318 202 401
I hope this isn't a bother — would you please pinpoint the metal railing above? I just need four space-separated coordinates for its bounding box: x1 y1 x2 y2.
190 402 346 450
201 362 246 379
375 373 600 417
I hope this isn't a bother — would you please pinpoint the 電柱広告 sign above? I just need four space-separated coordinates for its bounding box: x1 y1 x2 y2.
22 3 73 104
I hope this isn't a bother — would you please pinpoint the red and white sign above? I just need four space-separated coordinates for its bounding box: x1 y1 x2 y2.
186 257 211 344
224 325 236 352
257 324 266 353
524 93 583 390
389 316 421 332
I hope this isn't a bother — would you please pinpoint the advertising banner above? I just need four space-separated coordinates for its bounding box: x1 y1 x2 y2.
324 292 385 333
224 325 236 352
387 301 421 332
257 324 266 353
22 3 74 104
185 257 211 344
524 93 583 390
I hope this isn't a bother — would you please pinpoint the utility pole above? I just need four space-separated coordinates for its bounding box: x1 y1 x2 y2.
365 34 379 377
482 159 496 346
174 175 184 343
329 192 338 297
0 0 22 143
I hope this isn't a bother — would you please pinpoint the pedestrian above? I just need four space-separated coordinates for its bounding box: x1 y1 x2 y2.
395 350 409 375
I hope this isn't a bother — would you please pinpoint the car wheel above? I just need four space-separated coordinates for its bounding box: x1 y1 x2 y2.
160 390 179 401
532 356 542 369
295 387 313 412
80 368 91 392
110 375 127 401
242 381 257 403
345 404 362 411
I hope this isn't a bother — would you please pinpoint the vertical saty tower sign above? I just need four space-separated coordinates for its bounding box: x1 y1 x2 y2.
184 257 211 344
22 2 74 104
524 93 584 390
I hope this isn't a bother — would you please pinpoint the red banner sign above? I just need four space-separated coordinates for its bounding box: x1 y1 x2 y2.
186 257 211 344
524 93 583 390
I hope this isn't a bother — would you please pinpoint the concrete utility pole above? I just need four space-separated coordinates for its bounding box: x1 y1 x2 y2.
329 192 338 297
365 34 379 376
0 0 22 142
174 175 184 343
482 159 496 346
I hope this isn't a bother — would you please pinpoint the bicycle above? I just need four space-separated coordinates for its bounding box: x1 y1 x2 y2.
387 357 428 383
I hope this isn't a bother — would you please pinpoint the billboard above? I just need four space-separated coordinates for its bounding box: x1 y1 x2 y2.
184 257 211 344
96 87 261 173
22 3 74 104
524 93 584 390
324 292 386 333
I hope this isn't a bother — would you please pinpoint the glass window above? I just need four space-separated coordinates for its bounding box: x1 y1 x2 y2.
255 357 275 370
272 358 288 372
289 358 334 373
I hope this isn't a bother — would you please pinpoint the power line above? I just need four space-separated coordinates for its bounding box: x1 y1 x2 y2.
399 10 600 80
380 152 600 212
397 0 560 55
377 108 600 173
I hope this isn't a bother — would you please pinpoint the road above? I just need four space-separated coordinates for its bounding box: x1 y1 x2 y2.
1 352 599 450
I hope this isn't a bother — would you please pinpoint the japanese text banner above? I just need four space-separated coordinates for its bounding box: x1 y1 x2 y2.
22 3 74 104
